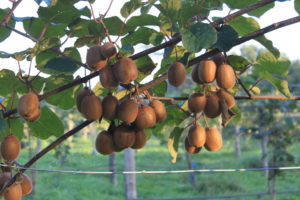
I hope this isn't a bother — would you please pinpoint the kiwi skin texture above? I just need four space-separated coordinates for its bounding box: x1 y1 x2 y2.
117 99 138 123
216 64 236 89
86 45 107 70
100 43 117 59
188 93 206 113
18 92 39 119
205 128 222 152
184 137 201 154
204 94 221 118
134 105 156 129
81 95 103 120
187 124 206 148
1 135 20 162
217 89 235 109
4 183 22 200
191 64 203 84
76 87 93 113
149 100 167 123
95 131 115 155
168 62 186 87
113 124 136 149
26 107 41 122
113 58 138 84
198 60 217 83
131 129 147 149
102 94 119 121
99 66 119 89
21 174 33 196
211 53 226 67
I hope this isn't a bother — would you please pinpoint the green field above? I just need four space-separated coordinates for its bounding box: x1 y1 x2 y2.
16 133 300 200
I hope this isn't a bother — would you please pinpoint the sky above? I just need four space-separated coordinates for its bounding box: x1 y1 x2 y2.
0 0 299 79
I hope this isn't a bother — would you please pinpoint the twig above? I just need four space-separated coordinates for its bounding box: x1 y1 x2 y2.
171 103 191 117
103 0 114 18
238 78 252 97
249 78 263 91
0 0 23 26
38 23 49 41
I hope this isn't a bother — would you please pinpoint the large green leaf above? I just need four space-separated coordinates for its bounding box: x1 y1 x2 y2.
121 0 148 18
42 58 78 75
29 37 61 60
149 81 167 97
221 0 257 8
122 27 163 46
167 127 184 163
68 19 91 37
213 25 238 51
0 9 16 42
157 0 181 23
28 106 64 139
88 16 127 37
179 5 209 27
135 55 156 82
0 69 18 96
295 0 300 14
227 55 251 72
180 22 217 53
126 14 160 31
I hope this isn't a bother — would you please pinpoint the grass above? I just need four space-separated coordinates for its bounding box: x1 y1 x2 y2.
14 134 300 200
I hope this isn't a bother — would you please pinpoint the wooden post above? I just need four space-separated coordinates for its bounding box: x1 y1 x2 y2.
109 153 117 185
261 134 269 177
124 148 137 200
185 153 196 185
235 125 241 159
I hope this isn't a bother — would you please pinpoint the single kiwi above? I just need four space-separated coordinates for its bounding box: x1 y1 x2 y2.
76 87 93 113
20 174 33 196
100 43 117 59
188 92 206 113
3 183 22 200
149 100 167 123
17 92 39 120
1 135 20 162
204 94 221 118
204 127 222 152
113 58 138 84
187 124 206 148
216 64 236 89
184 137 201 154
99 66 119 89
117 99 138 123
80 95 103 120
134 105 156 129
0 172 10 192
86 45 108 70
102 94 119 121
198 60 217 83
167 62 186 87
113 124 136 149
217 89 235 109
211 53 226 67
95 131 115 155
131 129 147 149
191 64 203 84
26 107 41 122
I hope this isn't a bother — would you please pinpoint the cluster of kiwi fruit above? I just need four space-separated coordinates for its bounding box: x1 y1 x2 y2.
17 92 40 122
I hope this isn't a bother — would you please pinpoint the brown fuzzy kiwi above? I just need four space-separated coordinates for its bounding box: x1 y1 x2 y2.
113 58 138 84
3 183 22 200
113 124 136 149
131 129 147 149
20 174 33 196
204 128 222 152
149 100 167 123
1 135 20 162
100 43 117 59
188 93 206 113
211 53 226 67
117 99 138 123
191 64 203 84
26 107 41 122
216 64 236 89
134 105 156 129
18 92 39 120
167 62 186 87
187 124 206 148
99 66 119 89
184 137 201 154
102 94 119 121
198 60 217 83
95 131 115 155
76 87 93 113
80 95 103 120
86 45 108 70
204 94 221 118
217 89 235 109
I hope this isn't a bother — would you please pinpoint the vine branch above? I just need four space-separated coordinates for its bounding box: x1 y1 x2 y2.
0 0 23 26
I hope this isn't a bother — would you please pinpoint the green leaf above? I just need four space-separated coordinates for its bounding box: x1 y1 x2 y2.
68 19 90 37
248 2 274 18
28 106 64 139
92 82 110 97
88 17 127 36
180 22 217 53
29 38 61 60
295 0 300 14
149 81 167 97
135 55 156 82
231 105 242 125
126 14 160 31
213 25 238 51
42 57 79 75
227 55 251 71
121 0 156 18
167 127 184 163
221 0 257 9
179 5 209 26
0 9 16 42
122 27 163 46
74 36 99 48
119 45 134 57
0 69 22 96
158 0 181 23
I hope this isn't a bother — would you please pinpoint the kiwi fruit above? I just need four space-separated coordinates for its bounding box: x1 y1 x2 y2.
26 107 41 122
188 92 206 113
86 45 108 70
17 92 39 120
149 100 167 123
211 53 226 67
167 62 186 87
20 174 32 196
1 135 20 161
113 124 136 149
216 64 236 89
95 131 115 155
198 60 217 83
117 99 138 123
191 64 203 84
187 124 206 148
134 105 156 129
102 94 119 121
131 129 147 149
99 66 119 89
76 87 93 113
3 183 22 200
0 172 10 192
113 58 138 84
204 94 221 118
80 95 103 120
217 89 235 109
184 137 201 154
100 43 117 59
204 128 222 152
